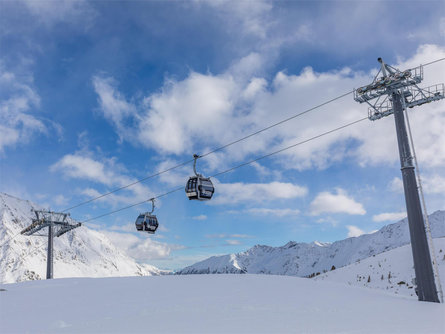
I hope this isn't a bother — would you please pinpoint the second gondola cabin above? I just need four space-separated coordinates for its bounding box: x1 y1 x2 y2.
135 213 158 234
185 154 215 201
185 176 214 201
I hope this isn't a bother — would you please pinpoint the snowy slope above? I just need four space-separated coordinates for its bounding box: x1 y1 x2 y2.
1 274 444 333
315 237 445 298
178 210 445 278
0 192 165 283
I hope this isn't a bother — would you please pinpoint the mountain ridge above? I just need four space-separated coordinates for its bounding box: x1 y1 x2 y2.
177 210 445 277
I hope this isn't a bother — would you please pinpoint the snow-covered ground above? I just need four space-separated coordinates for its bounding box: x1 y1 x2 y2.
1 274 444 333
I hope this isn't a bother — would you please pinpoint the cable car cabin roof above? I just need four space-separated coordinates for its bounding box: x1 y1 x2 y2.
135 213 159 234
185 176 214 201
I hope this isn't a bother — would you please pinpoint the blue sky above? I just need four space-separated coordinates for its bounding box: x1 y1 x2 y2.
1 0 444 270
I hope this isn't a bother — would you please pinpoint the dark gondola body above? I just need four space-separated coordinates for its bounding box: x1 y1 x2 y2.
135 213 159 234
185 176 214 201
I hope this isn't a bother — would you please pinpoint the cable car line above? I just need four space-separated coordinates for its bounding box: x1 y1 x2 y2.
83 116 368 223
83 186 184 223
4 57 444 250
198 90 353 158
210 117 368 179
60 90 353 213
61 159 195 212
58 56 445 214
12 115 366 259
420 57 445 67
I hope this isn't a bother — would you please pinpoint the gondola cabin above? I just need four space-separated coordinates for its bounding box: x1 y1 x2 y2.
135 213 159 234
185 176 214 201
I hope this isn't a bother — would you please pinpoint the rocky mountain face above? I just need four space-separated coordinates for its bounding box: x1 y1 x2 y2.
0 192 165 283
177 210 445 277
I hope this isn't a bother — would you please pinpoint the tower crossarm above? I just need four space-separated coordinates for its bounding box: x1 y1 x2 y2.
368 83 445 121
55 222 82 237
354 65 423 103
21 219 50 236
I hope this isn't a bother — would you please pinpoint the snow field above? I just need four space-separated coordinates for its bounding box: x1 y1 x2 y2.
1 274 444 333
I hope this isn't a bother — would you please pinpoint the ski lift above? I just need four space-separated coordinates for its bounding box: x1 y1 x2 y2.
135 198 159 234
185 154 215 201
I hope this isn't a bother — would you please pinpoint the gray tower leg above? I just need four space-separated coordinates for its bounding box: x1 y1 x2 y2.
392 92 439 302
46 222 53 279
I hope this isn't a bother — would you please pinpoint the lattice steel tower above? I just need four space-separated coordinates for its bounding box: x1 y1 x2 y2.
21 210 81 279
354 58 444 303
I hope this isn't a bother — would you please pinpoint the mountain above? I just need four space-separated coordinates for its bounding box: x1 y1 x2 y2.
314 237 445 298
177 210 445 277
0 192 165 283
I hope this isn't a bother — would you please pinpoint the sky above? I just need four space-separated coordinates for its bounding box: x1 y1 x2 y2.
1 0 444 270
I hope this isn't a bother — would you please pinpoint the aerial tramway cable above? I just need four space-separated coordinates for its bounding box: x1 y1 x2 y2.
83 117 368 223
61 90 353 213
60 58 445 214
3 57 444 251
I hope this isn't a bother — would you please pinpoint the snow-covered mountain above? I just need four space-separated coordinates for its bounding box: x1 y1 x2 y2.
315 237 445 298
0 192 165 283
177 210 445 277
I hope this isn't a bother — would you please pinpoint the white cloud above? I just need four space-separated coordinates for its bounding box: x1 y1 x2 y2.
0 64 46 153
192 215 207 221
21 0 96 28
91 44 445 179
372 212 406 222
423 175 445 194
51 153 114 186
201 0 273 39
53 194 69 206
389 177 403 193
92 76 136 142
205 233 253 239
346 225 378 238
315 217 338 227
247 208 300 217
310 188 366 216
109 223 135 233
346 225 365 238
138 72 239 155
51 151 153 206
102 230 179 261
211 180 307 205
226 239 242 246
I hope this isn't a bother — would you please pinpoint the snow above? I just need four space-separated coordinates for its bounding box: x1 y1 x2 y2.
1 194 445 332
315 237 445 298
1 274 444 333
0 192 165 283
178 211 445 277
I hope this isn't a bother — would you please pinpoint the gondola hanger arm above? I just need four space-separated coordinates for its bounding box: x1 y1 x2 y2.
193 154 202 177
149 198 155 214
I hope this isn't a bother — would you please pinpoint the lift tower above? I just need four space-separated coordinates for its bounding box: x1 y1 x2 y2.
354 58 444 303
21 210 81 279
